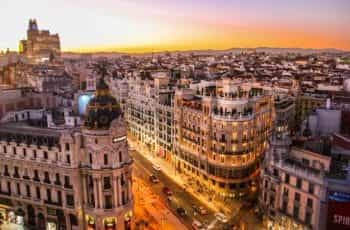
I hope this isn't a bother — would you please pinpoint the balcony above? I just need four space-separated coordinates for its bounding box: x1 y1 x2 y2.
64 184 73 189
44 200 62 207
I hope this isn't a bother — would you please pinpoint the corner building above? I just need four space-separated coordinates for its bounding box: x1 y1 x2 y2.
0 78 133 230
82 78 133 229
174 79 274 197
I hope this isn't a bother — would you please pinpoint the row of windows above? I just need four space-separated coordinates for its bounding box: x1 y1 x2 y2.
88 152 123 166
0 180 74 207
284 173 315 194
2 165 73 189
1 145 71 164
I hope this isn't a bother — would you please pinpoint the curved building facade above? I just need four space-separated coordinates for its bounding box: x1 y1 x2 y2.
174 79 274 197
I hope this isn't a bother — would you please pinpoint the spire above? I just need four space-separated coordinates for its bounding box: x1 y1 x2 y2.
95 76 110 97
28 18 38 31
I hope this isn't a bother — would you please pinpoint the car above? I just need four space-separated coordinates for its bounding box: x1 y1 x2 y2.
198 206 208 215
192 205 207 215
149 175 159 183
191 220 203 230
162 186 172 196
152 164 161 171
176 207 187 217
215 212 228 223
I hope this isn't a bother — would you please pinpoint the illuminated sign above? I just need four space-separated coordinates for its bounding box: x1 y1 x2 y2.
327 191 350 230
78 93 94 115
113 136 126 143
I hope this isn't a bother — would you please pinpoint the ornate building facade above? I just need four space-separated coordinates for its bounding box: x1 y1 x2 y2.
19 19 61 63
0 78 133 230
174 79 275 197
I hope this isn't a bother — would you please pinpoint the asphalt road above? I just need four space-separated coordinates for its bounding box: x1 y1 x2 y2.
131 150 231 230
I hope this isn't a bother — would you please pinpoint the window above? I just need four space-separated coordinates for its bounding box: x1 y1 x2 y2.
307 198 313 208
285 174 290 184
295 192 300 202
66 194 74 207
305 212 312 226
23 148 27 156
33 150 37 159
43 151 48 159
16 183 21 195
7 181 11 194
65 143 70 151
282 201 288 213
119 152 122 163
44 172 50 183
104 154 108 165
4 165 9 176
3 146 6 153
104 177 111 190
302 158 310 166
34 170 40 181
13 147 16 155
293 205 299 219
89 153 93 164
36 187 41 199
104 195 113 209
14 166 19 178
64 176 72 188
46 189 52 202
66 155 71 164
296 178 302 189
55 173 61 185
26 185 31 197
308 183 314 194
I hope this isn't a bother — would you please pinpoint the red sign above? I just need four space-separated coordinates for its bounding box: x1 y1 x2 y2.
327 201 350 229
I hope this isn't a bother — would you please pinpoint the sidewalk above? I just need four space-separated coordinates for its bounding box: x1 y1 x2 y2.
129 138 237 216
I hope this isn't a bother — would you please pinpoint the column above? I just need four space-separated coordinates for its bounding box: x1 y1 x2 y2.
93 179 99 208
98 179 103 209
117 176 122 206
65 213 71 230
62 191 66 208
82 175 88 205
113 177 119 207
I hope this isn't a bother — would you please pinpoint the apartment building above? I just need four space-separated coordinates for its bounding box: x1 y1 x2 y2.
260 127 331 230
174 79 275 197
126 72 175 160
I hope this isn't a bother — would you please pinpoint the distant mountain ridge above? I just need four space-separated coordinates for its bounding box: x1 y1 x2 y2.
62 47 349 58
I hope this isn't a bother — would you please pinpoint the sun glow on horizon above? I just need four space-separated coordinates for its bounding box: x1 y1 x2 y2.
1 0 350 53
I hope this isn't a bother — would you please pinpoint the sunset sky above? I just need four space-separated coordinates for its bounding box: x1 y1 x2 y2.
1 0 350 53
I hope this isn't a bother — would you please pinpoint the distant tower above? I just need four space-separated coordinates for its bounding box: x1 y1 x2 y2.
28 19 38 30
81 77 133 230
27 19 39 40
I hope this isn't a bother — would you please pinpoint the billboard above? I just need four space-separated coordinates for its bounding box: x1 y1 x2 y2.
327 191 350 230
78 93 94 115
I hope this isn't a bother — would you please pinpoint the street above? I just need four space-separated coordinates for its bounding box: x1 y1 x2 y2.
132 149 231 230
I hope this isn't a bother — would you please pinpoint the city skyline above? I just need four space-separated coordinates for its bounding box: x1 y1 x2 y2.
1 0 350 53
